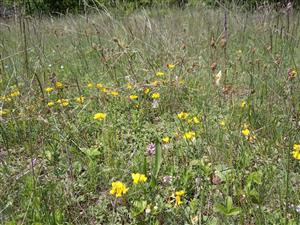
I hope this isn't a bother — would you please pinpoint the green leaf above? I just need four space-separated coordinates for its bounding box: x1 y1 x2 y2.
214 197 241 217
82 147 101 158
131 200 147 217
214 203 228 214
226 196 233 210
246 171 263 190
227 207 241 216
249 188 260 203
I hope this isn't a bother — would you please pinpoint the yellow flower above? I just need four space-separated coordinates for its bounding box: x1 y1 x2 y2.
130 95 138 100
2 96 11 102
219 120 226 127
55 81 63 88
131 173 147 184
45 87 54 93
0 109 8 117
111 91 119 96
100 87 108 93
75 96 85 104
179 80 185 85
151 80 159 86
96 83 103 89
193 116 200 124
242 128 250 137
87 82 94 88
174 190 185 206
57 99 69 106
183 131 196 140
10 90 20 97
94 112 106 121
110 181 129 198
127 83 133 90
162 137 170 144
175 195 183 205
144 88 150 94
177 112 189 119
47 101 55 107
167 64 175 69
293 144 300 151
288 69 297 79
151 92 160 99
175 190 185 196
292 151 300 160
292 144 300 160
156 71 164 77
241 100 246 108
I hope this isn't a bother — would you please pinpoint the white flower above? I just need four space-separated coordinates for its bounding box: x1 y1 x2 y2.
145 207 151 214
152 100 159 109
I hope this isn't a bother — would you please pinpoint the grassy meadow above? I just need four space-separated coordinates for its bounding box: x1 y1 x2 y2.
1 4 300 225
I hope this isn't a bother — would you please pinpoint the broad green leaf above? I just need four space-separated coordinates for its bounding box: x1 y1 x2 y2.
82 147 101 158
227 207 241 216
131 200 147 217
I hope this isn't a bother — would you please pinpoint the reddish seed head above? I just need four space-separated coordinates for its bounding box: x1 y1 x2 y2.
210 62 217 72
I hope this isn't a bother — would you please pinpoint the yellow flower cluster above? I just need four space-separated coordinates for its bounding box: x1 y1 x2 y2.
109 172 147 198
75 96 85 104
88 82 119 96
96 83 103 89
175 190 185 206
45 87 54 93
111 91 119 96
94 112 106 121
156 71 165 77
130 95 138 100
162 137 170 144
240 124 257 143
131 173 147 184
187 116 200 124
56 99 69 106
177 112 189 119
144 88 150 94
47 101 55 107
10 90 20 97
183 131 196 140
151 92 160 99
110 181 129 198
241 100 246 108
87 82 94 88
55 81 63 88
167 64 175 69
0 109 9 117
292 144 300 160
241 128 250 137
0 96 12 102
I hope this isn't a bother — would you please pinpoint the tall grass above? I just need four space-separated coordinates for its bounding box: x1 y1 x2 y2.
0 4 300 225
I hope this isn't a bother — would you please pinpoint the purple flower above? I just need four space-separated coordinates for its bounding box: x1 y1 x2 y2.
31 158 37 167
146 143 156 156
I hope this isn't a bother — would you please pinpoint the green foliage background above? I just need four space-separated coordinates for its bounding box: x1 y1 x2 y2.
1 0 299 14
